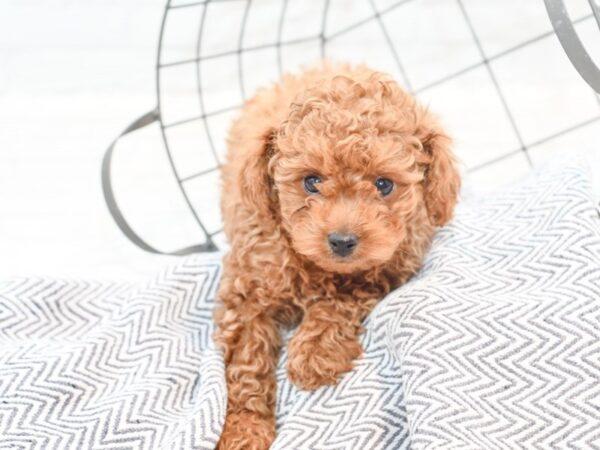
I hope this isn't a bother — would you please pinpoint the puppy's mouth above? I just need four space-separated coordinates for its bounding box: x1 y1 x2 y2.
318 258 362 274
318 232 398 274
321 239 370 274
329 255 358 268
291 229 395 274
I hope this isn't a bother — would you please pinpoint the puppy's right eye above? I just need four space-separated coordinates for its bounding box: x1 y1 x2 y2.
375 177 394 196
303 175 321 194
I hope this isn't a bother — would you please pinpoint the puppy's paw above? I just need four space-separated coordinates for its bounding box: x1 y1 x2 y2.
217 411 275 450
287 336 362 390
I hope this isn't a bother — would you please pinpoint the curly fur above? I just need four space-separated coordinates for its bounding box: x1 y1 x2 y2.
214 63 460 449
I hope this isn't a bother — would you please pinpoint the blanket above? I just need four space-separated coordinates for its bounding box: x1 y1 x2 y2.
1 161 599 449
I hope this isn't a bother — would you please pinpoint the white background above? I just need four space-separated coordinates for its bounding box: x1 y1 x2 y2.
0 0 181 280
1 0 599 281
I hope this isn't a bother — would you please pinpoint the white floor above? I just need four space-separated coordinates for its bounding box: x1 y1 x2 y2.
1 0 599 281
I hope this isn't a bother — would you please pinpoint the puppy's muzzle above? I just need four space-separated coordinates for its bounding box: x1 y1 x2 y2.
328 232 358 257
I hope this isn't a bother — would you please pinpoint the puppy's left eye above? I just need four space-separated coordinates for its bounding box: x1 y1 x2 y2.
375 177 394 196
304 175 322 194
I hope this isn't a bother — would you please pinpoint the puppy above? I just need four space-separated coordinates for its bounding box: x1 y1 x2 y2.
214 64 460 449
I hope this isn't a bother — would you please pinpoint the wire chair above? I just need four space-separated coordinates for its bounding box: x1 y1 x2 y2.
102 0 600 255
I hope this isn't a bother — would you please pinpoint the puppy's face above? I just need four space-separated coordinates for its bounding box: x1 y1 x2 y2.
249 72 459 274
273 131 427 274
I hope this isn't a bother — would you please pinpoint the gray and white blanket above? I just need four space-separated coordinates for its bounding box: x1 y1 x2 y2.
1 161 600 449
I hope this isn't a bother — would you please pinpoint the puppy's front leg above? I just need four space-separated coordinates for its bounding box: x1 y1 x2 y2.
287 300 366 390
215 303 280 450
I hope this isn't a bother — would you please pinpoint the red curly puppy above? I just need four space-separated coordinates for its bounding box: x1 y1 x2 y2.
214 64 460 449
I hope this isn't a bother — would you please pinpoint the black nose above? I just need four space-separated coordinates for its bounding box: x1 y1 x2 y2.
328 232 358 257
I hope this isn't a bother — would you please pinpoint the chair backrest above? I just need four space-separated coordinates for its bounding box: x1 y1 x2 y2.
104 0 600 255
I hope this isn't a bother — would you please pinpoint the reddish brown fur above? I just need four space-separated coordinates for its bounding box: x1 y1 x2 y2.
214 63 460 449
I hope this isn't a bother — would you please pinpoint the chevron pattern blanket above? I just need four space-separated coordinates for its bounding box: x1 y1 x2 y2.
1 161 600 449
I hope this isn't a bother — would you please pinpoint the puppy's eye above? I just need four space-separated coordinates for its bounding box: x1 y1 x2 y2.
304 175 322 194
375 177 394 196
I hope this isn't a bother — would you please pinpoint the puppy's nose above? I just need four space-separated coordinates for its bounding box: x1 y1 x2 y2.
328 232 358 257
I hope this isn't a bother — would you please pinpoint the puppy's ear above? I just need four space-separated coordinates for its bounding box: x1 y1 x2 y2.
240 127 279 219
420 128 460 227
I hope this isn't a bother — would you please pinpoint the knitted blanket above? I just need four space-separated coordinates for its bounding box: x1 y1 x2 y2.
1 161 599 449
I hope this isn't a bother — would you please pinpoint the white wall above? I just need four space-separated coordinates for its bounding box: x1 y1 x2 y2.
1 0 599 281
0 0 181 280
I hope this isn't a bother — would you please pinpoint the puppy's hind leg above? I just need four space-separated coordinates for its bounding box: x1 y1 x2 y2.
215 299 280 450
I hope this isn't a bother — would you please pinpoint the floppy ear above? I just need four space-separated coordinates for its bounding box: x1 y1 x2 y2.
239 127 279 220
420 129 461 227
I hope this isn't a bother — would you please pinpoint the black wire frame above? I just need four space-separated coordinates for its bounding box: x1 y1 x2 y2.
156 0 221 251
155 0 600 253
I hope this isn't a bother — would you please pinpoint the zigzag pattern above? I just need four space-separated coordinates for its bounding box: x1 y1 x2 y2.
388 164 600 449
1 161 599 449
0 259 225 450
